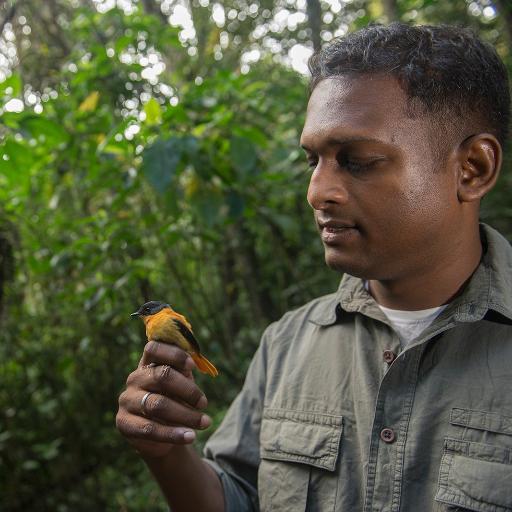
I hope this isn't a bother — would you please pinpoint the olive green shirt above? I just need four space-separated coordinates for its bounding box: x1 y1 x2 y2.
204 224 512 512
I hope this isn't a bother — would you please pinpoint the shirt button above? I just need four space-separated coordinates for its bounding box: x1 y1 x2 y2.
383 350 396 364
380 428 396 443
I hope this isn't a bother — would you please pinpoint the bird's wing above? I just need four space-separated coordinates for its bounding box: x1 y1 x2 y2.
173 319 202 353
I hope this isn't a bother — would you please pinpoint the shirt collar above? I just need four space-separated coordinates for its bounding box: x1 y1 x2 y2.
309 223 512 327
308 275 387 326
450 223 512 323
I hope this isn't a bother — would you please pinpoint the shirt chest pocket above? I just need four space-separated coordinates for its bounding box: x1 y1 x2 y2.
258 408 343 512
435 408 512 512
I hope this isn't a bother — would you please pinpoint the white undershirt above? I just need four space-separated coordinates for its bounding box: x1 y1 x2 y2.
377 303 447 347
364 281 447 347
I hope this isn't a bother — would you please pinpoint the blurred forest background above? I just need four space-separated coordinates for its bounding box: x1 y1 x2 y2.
0 0 511 510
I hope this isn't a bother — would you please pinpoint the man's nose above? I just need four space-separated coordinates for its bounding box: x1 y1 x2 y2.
307 162 348 210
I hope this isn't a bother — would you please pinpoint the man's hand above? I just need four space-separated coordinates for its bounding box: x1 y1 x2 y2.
116 340 212 460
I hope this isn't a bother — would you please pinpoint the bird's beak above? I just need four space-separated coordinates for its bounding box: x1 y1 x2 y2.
130 311 140 317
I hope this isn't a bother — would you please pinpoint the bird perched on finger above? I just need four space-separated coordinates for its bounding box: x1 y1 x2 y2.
131 301 218 377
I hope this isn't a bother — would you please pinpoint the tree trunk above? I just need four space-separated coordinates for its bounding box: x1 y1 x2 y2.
307 0 322 52
0 219 16 319
0 1 18 36
382 0 399 23
188 2 211 75
495 0 512 49
140 0 168 24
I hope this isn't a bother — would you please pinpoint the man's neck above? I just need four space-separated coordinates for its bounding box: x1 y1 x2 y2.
367 227 483 311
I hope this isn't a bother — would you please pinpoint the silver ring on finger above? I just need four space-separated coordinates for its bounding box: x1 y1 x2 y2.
141 391 153 417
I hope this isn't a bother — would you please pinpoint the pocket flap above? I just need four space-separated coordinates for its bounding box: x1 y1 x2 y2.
451 408 512 436
260 408 343 471
436 439 512 511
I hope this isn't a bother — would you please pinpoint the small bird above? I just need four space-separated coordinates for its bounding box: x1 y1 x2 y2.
131 301 218 377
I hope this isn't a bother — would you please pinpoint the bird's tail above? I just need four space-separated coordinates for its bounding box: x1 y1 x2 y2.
191 353 219 377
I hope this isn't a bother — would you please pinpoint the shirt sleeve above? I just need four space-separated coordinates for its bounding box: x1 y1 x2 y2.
203 325 272 512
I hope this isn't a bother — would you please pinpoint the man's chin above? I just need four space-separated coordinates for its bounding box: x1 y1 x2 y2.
324 252 370 279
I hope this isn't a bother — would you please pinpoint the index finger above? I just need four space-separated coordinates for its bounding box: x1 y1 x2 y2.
138 341 196 372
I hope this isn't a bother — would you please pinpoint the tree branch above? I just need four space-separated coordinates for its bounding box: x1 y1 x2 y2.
306 0 322 52
0 1 18 36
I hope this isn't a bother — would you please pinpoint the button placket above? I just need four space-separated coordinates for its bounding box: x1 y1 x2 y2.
364 343 427 512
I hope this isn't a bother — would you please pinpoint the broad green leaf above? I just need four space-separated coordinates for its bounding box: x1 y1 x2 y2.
144 98 162 125
192 186 223 227
0 140 34 188
78 91 100 112
140 137 183 192
226 190 245 219
230 136 258 176
114 34 133 52
242 81 267 96
232 126 268 147
21 116 69 147
0 73 22 97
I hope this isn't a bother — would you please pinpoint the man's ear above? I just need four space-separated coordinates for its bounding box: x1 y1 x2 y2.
457 133 502 203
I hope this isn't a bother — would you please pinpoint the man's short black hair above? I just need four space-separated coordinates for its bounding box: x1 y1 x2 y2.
308 23 510 147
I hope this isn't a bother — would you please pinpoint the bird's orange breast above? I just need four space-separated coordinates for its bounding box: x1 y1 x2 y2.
141 307 218 377
145 309 189 350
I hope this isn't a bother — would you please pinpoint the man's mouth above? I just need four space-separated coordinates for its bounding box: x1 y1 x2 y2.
317 220 358 243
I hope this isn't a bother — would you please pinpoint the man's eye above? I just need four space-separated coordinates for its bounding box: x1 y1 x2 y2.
307 158 318 169
345 160 371 172
337 155 379 173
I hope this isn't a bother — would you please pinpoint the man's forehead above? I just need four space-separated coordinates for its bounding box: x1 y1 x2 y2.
301 75 415 145
307 77 357 109
311 72 408 97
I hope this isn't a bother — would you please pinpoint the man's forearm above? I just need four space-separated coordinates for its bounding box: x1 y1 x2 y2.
144 445 225 512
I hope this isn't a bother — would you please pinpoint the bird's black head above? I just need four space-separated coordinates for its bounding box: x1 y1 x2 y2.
131 301 170 318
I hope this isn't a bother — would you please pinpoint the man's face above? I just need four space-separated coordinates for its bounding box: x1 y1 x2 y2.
300 75 463 280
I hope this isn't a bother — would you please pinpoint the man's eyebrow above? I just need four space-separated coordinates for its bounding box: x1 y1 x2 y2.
300 136 386 151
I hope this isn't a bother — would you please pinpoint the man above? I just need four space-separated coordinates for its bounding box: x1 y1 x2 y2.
116 23 512 511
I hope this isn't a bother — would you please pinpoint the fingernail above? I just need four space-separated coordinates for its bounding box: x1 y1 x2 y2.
183 431 196 442
197 396 208 409
200 415 212 429
185 357 196 370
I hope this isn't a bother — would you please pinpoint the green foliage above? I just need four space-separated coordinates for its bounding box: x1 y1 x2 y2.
0 1 511 511
0 6 331 511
